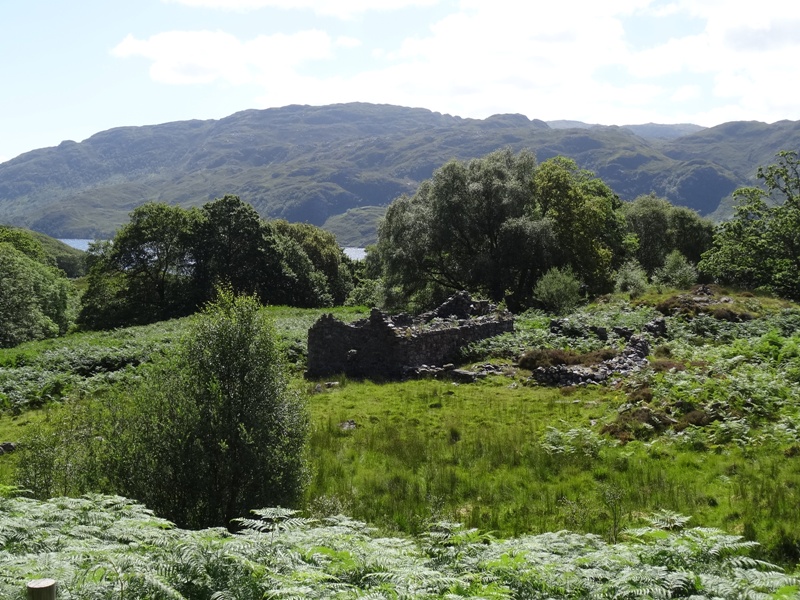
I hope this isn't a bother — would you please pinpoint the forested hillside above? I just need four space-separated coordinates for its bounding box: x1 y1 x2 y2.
1 103 799 243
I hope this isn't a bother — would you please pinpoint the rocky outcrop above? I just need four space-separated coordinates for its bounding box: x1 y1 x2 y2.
531 331 655 387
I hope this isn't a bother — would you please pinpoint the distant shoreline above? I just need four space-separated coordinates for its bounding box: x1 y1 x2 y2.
60 239 367 261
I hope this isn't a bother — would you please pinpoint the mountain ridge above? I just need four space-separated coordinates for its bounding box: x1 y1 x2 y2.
1 102 798 244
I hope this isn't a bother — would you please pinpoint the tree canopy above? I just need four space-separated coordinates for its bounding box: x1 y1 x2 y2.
376 149 626 311
0 230 73 348
621 194 714 275
699 151 800 300
78 195 354 329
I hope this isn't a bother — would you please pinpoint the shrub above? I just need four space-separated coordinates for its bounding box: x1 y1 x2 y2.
654 250 698 289
533 267 582 314
17 289 309 529
111 288 309 528
344 277 384 307
614 259 649 298
519 347 617 370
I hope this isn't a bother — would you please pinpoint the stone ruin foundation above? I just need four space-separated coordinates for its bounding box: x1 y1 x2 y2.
306 291 514 379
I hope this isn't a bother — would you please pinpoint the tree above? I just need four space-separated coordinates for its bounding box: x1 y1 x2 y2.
79 202 200 327
376 149 624 311
0 242 72 348
621 194 713 275
273 220 354 305
378 149 547 310
533 156 625 293
193 194 284 303
654 250 697 289
533 266 582 314
700 151 800 300
144 289 308 527
78 196 357 329
0 225 52 265
24 289 309 528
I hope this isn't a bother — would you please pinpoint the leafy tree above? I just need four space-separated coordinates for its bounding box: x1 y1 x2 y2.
377 149 623 311
700 151 800 300
119 289 308 528
193 194 284 303
79 203 200 327
654 250 698 289
614 259 649 298
267 232 332 308
0 242 72 347
78 196 355 329
21 289 309 529
378 149 552 310
533 157 625 293
622 194 713 274
273 220 353 306
0 225 52 265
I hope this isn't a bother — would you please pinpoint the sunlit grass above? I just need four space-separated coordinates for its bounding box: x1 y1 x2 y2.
3 296 800 565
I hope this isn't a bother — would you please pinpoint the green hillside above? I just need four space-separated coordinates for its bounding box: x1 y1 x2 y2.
1 103 798 244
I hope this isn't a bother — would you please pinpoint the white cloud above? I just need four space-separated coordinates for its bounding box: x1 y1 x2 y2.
162 0 440 19
113 30 334 85
670 85 701 103
335 36 361 48
117 0 800 126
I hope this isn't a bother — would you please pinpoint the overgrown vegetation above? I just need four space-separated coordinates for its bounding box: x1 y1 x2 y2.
0 227 76 348
700 150 800 301
16 290 309 529
3 149 800 596
1 493 797 599
79 195 354 329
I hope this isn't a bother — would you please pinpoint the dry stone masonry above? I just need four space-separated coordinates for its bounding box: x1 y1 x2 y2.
307 291 514 379
531 318 667 386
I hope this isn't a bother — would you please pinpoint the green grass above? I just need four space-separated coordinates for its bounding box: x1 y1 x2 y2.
303 372 800 564
306 377 622 535
3 295 800 565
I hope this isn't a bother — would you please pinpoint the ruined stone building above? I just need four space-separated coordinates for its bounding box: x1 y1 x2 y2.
306 292 514 379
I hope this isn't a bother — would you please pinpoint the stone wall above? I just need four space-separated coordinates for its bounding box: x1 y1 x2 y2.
307 293 513 379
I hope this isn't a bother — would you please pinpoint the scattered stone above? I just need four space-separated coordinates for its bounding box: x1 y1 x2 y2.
530 334 650 387
339 420 358 431
612 326 634 341
643 317 667 338
450 369 478 383
324 381 340 388
0 442 17 455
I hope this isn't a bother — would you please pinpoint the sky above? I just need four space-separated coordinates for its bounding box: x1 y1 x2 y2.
2 0 799 164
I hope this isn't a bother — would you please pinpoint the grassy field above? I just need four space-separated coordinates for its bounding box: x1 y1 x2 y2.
2 289 800 567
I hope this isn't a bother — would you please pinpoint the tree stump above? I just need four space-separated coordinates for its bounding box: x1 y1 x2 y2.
27 579 56 600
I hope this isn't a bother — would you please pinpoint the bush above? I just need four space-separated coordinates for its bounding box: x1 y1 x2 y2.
519 347 617 370
345 277 384 308
614 260 649 298
534 267 582 314
114 289 309 528
654 250 697 289
17 289 309 529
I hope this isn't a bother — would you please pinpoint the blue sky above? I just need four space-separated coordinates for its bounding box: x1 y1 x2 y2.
2 0 798 163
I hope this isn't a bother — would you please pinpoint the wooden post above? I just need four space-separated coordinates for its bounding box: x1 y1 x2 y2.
26 579 56 600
